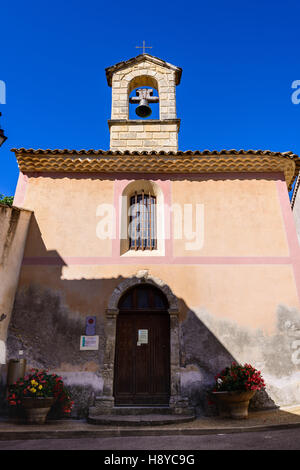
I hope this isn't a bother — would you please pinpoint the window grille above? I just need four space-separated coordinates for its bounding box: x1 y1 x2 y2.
129 191 157 250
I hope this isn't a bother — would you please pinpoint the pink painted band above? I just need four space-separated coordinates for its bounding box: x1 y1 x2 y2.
22 256 293 266
276 179 300 303
13 172 28 207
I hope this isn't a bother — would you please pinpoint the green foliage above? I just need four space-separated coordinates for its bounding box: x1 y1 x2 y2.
0 194 14 206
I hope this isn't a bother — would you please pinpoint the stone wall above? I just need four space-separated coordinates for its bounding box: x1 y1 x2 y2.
108 55 180 152
0 203 31 364
0 203 31 410
110 60 177 120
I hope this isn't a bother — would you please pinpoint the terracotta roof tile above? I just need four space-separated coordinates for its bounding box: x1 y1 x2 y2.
11 148 299 191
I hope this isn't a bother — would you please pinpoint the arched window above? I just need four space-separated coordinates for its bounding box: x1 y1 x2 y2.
129 190 157 250
120 180 165 256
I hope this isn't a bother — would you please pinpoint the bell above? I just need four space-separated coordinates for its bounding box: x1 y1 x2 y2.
135 98 152 118
129 88 159 118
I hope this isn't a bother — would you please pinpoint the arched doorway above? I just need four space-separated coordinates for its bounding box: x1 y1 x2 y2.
114 284 170 405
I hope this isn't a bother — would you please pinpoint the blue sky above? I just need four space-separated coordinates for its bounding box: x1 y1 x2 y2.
1 0 300 197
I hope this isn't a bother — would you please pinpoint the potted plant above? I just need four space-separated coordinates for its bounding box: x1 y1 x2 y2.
7 368 74 424
210 362 266 419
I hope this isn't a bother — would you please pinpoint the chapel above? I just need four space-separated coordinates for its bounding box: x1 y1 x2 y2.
1 53 300 419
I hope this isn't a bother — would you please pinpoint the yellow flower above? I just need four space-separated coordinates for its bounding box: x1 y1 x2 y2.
38 385 43 390
30 387 36 393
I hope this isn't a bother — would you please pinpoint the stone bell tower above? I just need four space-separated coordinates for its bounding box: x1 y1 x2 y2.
105 54 182 152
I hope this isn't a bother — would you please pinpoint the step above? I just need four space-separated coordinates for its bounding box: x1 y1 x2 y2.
87 413 196 426
107 406 174 416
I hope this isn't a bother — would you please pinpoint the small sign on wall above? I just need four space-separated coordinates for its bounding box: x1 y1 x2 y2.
80 335 99 350
85 316 96 336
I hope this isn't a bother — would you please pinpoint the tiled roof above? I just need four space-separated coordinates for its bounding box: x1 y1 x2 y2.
11 148 299 190
11 148 298 157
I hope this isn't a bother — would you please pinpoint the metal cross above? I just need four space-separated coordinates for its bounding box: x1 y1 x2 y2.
136 40 152 55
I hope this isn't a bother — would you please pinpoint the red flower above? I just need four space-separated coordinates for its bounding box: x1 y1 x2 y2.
212 362 265 392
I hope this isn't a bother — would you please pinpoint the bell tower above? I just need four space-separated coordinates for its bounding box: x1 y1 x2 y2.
106 54 182 152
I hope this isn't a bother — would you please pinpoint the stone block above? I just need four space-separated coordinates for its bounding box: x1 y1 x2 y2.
144 124 160 131
129 125 144 132
124 72 134 80
110 140 127 147
161 124 177 132
160 140 177 147
110 132 119 140
152 132 171 139
136 132 152 139
143 140 159 147
110 125 128 132
126 140 141 146
159 87 169 93
119 132 137 139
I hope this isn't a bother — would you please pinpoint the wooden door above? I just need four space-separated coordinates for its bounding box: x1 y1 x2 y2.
114 285 170 406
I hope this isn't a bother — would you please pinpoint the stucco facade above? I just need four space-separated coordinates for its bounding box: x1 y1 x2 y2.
4 54 300 417
5 168 300 416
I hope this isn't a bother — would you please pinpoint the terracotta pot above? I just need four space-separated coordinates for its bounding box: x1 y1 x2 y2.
212 390 256 419
22 397 54 424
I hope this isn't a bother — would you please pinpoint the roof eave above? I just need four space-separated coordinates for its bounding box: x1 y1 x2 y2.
11 148 299 191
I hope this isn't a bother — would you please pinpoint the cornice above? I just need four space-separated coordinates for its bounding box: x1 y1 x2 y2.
11 149 299 190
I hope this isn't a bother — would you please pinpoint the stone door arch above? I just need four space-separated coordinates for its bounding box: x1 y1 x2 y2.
100 271 188 412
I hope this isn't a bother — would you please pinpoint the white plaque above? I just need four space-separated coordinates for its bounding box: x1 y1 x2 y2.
80 335 99 350
137 329 148 346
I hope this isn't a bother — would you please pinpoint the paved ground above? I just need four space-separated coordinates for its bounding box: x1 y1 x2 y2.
1 405 300 439
0 405 299 451
0 428 299 450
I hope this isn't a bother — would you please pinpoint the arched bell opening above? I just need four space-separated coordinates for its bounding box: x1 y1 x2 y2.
128 75 160 120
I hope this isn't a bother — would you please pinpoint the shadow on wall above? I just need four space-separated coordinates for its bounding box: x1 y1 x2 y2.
3 214 277 418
